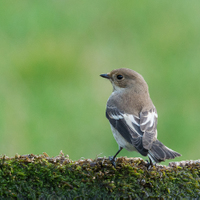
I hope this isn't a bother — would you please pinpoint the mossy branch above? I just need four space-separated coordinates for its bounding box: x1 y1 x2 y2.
0 152 200 198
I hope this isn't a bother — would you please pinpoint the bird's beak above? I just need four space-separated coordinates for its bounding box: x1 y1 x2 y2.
100 73 110 79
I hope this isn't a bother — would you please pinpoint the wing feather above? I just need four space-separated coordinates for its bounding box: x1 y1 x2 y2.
140 107 158 150
106 106 148 156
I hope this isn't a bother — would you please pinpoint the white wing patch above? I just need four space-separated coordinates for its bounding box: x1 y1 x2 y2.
122 114 140 135
140 110 158 127
123 114 140 127
109 111 141 136
110 113 123 120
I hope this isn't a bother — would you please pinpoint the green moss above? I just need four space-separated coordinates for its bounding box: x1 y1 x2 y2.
0 153 200 198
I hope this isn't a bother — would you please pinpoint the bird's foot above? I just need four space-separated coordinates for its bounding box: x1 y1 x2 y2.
109 156 117 168
145 159 154 170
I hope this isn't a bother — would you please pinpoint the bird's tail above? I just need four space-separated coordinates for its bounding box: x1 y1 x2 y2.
148 139 181 163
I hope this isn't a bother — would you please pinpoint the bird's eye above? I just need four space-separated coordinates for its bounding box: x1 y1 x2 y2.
117 74 123 80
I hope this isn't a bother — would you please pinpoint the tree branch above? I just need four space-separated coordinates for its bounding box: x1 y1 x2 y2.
0 152 199 198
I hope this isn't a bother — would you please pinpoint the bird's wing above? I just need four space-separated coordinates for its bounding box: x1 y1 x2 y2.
106 106 148 156
140 107 158 150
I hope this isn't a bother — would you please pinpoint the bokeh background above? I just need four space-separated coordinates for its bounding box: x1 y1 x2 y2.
0 1 200 165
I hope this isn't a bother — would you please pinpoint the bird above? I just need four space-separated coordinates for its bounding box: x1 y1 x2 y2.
100 68 181 167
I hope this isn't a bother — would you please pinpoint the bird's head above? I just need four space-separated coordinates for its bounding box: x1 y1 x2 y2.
100 68 148 93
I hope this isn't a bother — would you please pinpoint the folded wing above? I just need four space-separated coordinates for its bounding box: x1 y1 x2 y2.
106 106 148 156
140 107 158 150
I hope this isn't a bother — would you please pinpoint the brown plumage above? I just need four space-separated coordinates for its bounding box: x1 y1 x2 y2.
100 68 181 166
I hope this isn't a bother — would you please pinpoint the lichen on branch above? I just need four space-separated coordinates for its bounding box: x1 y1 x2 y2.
0 152 200 198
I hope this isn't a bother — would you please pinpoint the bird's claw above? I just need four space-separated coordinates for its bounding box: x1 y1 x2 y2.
109 156 117 168
145 159 153 170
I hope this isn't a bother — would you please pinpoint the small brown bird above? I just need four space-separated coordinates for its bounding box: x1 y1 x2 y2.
100 68 181 167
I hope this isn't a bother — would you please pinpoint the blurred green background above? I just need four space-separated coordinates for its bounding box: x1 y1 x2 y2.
0 1 200 165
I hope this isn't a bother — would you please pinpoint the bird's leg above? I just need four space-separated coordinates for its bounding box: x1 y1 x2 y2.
109 147 123 168
146 157 154 170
